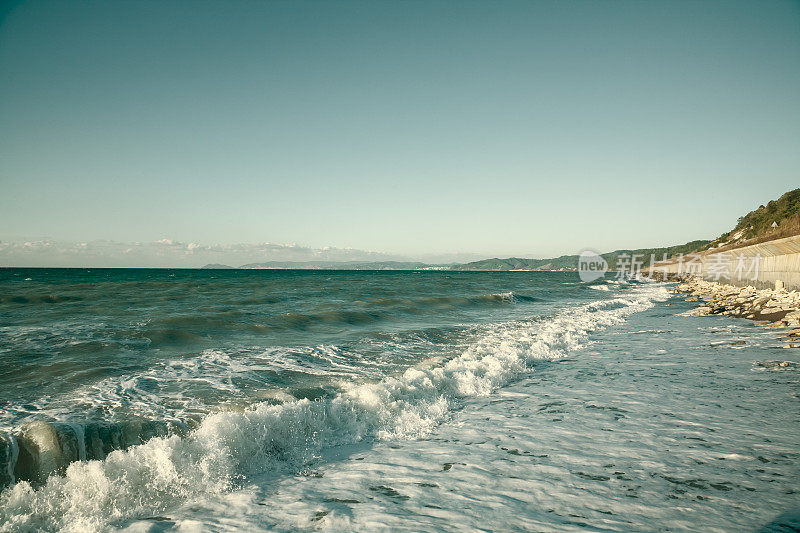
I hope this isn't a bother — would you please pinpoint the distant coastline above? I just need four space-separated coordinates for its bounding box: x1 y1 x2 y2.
199 240 709 272
202 189 799 273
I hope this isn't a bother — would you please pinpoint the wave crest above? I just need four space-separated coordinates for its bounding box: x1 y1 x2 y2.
0 284 668 531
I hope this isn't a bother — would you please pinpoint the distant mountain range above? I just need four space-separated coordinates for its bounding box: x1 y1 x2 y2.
202 189 799 272
200 241 710 271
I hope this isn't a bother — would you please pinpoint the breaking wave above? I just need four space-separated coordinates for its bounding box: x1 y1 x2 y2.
0 284 668 532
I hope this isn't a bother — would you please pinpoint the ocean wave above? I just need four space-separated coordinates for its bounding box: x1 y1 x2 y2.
0 290 536 365
0 284 668 532
0 420 186 488
0 295 84 305
0 346 369 436
253 293 533 332
485 291 537 303
128 292 532 338
366 292 533 310
0 328 468 436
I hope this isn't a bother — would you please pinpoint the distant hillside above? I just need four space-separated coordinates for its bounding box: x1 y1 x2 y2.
449 255 576 271
451 240 711 271
698 188 800 252
201 263 234 269
604 240 712 269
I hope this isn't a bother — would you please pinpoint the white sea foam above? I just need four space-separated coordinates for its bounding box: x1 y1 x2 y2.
0 346 379 433
491 291 515 301
0 284 668 532
1 436 17 486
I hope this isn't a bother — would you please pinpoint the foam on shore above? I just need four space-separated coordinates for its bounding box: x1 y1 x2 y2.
0 284 668 532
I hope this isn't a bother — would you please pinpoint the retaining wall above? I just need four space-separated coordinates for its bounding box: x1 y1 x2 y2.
655 234 800 291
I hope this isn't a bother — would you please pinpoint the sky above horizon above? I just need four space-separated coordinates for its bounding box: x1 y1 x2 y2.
1 0 799 266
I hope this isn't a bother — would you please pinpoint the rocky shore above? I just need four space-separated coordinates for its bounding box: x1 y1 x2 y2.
652 274 800 346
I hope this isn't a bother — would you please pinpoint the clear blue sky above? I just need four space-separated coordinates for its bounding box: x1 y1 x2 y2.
1 0 799 263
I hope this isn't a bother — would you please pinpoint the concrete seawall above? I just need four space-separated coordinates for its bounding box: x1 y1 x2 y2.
655 234 800 291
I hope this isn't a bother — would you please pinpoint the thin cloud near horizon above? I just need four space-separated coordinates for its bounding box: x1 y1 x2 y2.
0 238 489 268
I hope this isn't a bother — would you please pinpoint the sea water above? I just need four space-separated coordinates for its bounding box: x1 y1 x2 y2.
0 269 797 531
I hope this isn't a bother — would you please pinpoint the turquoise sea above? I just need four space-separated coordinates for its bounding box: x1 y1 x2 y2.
0 269 798 531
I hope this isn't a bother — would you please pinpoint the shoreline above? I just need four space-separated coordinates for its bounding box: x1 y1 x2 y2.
648 272 800 347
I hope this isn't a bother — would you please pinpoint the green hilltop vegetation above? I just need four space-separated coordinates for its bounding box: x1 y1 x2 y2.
450 240 711 271
698 188 800 252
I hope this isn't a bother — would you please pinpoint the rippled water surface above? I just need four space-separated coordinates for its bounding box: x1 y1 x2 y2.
0 269 797 531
